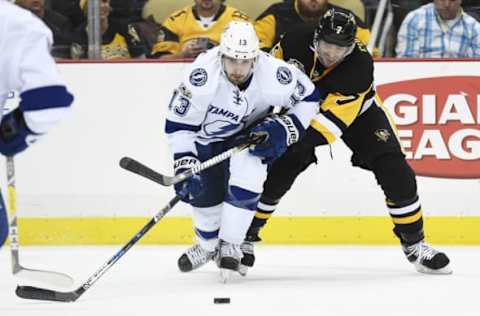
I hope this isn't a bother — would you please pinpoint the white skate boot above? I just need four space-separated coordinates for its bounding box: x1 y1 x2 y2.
402 241 452 274
216 239 243 283
177 244 215 272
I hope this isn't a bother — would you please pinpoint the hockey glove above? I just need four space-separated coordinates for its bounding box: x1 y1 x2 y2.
173 153 204 203
249 114 304 164
0 109 40 156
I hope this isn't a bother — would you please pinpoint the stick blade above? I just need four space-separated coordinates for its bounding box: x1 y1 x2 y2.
14 267 74 289
119 156 174 186
16 285 80 302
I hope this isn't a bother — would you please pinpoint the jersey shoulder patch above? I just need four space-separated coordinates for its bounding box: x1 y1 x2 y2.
189 68 208 87
276 66 293 85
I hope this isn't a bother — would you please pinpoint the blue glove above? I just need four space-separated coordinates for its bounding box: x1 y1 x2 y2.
0 109 40 156
173 154 204 203
249 114 304 164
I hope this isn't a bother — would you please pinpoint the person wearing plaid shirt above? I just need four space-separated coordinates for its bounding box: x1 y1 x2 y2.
396 0 480 58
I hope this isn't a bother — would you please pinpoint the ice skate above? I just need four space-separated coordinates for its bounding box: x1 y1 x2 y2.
402 241 452 274
217 240 243 282
177 244 215 272
238 240 255 276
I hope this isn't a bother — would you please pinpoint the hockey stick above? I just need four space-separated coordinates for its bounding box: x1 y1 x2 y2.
119 133 266 187
5 156 74 288
16 194 182 302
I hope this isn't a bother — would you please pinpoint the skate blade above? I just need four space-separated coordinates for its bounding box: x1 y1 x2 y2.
219 269 232 283
414 263 453 275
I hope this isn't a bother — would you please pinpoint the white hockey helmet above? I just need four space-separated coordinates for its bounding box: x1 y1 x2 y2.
219 21 260 60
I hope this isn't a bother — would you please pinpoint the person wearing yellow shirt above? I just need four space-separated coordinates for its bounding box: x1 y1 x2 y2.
255 0 370 51
151 0 249 59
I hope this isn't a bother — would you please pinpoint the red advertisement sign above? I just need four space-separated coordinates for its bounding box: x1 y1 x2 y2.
377 76 480 179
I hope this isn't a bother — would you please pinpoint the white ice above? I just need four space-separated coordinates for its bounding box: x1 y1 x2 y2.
0 245 478 316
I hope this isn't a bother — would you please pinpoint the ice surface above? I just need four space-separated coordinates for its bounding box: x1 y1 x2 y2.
0 245 478 316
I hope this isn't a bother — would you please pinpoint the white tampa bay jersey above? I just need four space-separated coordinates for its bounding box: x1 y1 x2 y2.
165 46 321 155
0 0 72 129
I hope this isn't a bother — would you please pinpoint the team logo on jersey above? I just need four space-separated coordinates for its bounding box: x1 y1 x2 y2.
189 68 208 87
374 129 391 142
203 121 242 137
276 67 293 85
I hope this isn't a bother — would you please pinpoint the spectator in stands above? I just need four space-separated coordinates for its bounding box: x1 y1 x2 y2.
396 0 480 57
71 0 148 59
150 0 249 59
255 0 370 51
109 0 148 23
16 0 73 58
49 0 85 28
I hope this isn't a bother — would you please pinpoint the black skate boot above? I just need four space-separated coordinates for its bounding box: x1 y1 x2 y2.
240 224 262 268
177 244 215 272
402 241 452 274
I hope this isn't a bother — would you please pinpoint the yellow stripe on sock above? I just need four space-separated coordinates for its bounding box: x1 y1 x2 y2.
391 211 423 225
255 212 273 220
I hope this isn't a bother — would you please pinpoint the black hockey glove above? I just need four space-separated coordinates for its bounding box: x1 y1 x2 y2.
0 109 39 156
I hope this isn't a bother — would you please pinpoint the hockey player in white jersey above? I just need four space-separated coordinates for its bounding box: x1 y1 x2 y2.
165 21 321 281
0 0 74 248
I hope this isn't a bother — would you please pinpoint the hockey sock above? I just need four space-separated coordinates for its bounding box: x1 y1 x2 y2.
387 195 424 245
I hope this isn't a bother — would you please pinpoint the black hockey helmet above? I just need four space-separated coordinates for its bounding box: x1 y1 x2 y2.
314 8 357 47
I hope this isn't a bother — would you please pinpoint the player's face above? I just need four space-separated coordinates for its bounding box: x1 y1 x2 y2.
222 56 255 85
297 0 328 18
316 40 351 68
434 0 462 20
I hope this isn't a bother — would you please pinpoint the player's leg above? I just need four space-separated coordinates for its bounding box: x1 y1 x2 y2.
344 104 451 274
177 142 228 272
217 150 267 277
247 134 319 241
240 129 321 269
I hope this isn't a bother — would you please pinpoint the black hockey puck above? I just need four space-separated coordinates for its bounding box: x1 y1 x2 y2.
214 297 230 304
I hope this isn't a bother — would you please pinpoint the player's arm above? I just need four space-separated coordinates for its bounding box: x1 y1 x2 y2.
310 82 375 145
165 65 212 165
165 72 210 201
249 66 322 163
0 31 73 156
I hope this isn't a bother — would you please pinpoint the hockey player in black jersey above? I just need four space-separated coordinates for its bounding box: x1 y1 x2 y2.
241 8 452 275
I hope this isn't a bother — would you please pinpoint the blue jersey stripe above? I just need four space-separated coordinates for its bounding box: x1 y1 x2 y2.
165 120 201 134
20 86 73 111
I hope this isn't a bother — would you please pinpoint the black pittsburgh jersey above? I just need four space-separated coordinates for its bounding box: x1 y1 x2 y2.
271 24 377 144
255 1 370 51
